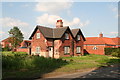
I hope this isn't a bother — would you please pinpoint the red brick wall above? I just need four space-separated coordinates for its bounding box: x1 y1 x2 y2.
31 29 48 54
84 45 106 55
59 30 73 57
74 35 84 56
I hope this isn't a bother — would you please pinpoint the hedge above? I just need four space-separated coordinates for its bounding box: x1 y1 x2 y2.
104 48 120 57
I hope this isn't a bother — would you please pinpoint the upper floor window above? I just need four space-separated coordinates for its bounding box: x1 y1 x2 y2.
36 33 40 39
77 35 80 41
65 33 69 39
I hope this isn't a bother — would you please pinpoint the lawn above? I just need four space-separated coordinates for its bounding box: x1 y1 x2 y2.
2 52 120 79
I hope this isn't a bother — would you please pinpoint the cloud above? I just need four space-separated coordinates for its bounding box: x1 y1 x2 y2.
0 17 30 40
0 17 29 28
35 2 73 14
36 13 90 28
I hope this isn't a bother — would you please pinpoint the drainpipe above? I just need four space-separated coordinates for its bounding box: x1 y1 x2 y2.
52 39 55 58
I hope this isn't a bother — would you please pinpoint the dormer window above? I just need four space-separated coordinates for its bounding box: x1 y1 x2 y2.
36 33 40 39
65 33 69 39
77 35 80 41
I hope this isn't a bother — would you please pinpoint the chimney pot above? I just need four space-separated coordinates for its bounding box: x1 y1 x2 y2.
99 32 103 37
56 19 63 28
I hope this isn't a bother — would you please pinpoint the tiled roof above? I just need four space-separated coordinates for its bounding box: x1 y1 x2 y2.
111 37 120 45
29 25 69 39
71 29 86 41
29 25 85 40
84 37 116 45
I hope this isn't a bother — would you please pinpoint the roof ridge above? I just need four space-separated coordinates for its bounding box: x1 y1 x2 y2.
37 25 53 29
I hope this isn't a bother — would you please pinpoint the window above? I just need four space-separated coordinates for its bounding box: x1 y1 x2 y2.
93 46 98 50
36 33 40 39
76 46 81 53
77 35 80 41
64 46 70 54
36 47 40 54
65 33 69 39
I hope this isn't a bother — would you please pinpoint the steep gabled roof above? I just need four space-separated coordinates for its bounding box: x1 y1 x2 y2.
29 25 71 39
71 29 86 41
53 26 69 38
38 26 53 38
84 37 116 45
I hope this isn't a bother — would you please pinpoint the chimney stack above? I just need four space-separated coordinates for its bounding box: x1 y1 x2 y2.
56 19 63 28
99 32 103 37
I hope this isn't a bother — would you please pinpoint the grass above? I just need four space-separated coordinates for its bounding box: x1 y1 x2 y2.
2 52 120 79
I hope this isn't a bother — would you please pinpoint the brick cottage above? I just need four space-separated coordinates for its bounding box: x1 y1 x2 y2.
84 33 120 55
29 20 85 58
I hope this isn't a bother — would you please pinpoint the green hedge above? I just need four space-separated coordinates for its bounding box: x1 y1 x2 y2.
104 48 120 57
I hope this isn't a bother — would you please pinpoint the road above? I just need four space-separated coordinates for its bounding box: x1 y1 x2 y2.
39 64 120 80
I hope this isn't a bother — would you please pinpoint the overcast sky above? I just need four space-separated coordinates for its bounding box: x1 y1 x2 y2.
0 2 118 40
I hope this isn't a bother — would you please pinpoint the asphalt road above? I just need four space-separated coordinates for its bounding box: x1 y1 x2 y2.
40 64 120 80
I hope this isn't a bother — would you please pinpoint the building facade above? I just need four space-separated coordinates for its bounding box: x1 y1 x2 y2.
84 33 120 55
29 20 85 58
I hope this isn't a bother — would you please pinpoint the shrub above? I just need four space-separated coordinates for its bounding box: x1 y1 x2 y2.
111 51 120 57
2 52 68 70
105 48 120 57
104 48 120 55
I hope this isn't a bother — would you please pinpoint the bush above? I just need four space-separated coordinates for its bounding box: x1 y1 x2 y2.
111 50 120 57
2 52 68 70
105 48 120 57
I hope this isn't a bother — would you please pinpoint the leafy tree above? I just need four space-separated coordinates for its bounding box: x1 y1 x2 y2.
8 27 24 50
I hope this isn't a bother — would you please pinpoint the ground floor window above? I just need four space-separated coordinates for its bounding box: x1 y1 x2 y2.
93 46 98 50
36 47 40 54
64 46 70 55
76 46 81 53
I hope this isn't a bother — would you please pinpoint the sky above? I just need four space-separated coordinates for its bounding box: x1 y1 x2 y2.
0 1 118 41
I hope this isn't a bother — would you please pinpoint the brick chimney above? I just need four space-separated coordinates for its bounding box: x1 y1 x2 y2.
99 32 103 37
56 19 63 28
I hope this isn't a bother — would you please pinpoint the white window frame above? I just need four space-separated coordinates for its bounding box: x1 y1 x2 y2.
64 46 70 54
65 33 69 39
77 35 80 41
76 46 81 53
93 46 98 50
36 33 40 39
36 47 40 54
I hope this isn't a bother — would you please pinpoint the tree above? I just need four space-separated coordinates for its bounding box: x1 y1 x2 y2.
8 27 24 51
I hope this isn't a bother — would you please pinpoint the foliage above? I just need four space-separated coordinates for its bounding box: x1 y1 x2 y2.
8 27 24 50
2 45 11 51
2 52 68 70
111 52 120 57
104 48 120 57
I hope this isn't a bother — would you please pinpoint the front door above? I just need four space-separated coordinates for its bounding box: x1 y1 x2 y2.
49 47 53 57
